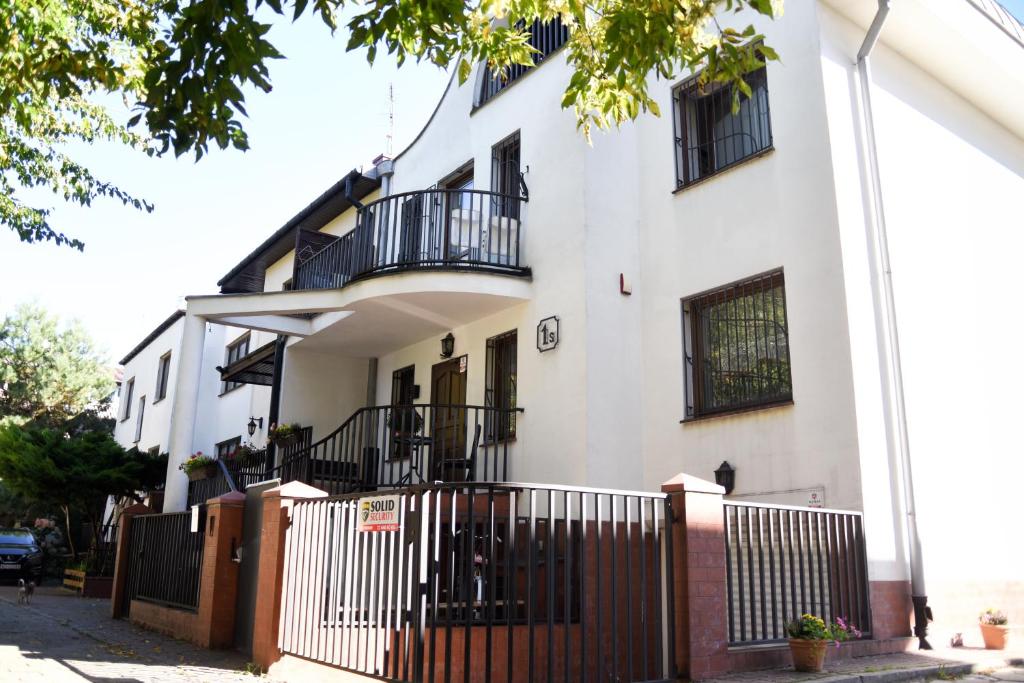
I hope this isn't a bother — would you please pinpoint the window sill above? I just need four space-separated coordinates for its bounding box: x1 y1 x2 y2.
152 397 165 406
680 399 793 425
483 435 517 446
672 146 775 194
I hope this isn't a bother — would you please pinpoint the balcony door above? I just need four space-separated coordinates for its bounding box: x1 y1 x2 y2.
430 357 467 477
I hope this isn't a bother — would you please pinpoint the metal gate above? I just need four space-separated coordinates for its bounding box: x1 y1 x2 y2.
234 479 280 653
278 482 676 683
121 511 205 617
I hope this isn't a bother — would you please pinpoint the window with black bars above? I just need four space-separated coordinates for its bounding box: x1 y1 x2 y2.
155 351 171 402
485 330 517 441
216 436 241 459
478 17 569 105
682 270 792 418
221 333 250 394
491 133 521 220
673 65 772 188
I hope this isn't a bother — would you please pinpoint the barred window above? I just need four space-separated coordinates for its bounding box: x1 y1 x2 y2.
682 271 792 419
673 66 772 188
478 18 569 105
485 330 517 441
491 132 522 219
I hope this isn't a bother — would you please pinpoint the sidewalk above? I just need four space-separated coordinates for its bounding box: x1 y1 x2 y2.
704 643 1023 683
0 584 255 682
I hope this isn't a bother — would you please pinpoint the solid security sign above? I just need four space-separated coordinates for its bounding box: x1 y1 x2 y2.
357 494 402 532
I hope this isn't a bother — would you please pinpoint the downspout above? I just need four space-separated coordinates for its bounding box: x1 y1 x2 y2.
855 0 931 649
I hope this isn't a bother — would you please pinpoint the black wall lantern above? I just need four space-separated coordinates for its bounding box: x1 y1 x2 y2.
440 333 455 359
247 416 263 437
714 461 736 494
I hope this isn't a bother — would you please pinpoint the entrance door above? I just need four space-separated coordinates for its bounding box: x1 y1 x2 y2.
431 357 467 480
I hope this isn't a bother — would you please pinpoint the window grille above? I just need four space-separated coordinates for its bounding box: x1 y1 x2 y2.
122 378 135 421
485 330 517 440
682 270 792 418
491 133 522 219
673 66 772 188
478 18 569 105
155 352 171 401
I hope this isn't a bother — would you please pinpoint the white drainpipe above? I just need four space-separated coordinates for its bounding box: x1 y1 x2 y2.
855 0 931 648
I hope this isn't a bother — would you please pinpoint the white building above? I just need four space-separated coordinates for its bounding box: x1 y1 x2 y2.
120 0 1023 644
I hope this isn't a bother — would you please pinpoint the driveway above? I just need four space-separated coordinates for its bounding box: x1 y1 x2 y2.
0 584 256 682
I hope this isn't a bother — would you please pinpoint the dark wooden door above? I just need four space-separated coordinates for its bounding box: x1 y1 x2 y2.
431 357 467 476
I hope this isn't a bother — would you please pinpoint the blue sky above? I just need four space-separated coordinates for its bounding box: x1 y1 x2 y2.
1 2 1022 360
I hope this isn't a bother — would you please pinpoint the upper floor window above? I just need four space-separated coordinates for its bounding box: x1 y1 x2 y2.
485 330 517 441
121 377 135 421
221 333 250 394
134 396 146 443
491 133 522 219
154 351 171 402
478 18 569 106
673 65 772 189
216 436 241 459
682 270 791 419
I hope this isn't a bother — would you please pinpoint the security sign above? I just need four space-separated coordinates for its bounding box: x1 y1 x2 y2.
357 494 402 532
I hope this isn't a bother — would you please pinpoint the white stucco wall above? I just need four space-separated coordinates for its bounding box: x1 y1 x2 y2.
113 316 185 454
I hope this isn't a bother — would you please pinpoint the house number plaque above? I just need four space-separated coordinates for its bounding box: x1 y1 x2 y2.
536 316 559 352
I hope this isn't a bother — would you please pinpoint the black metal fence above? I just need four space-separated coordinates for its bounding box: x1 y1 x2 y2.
478 18 569 104
123 511 205 613
294 189 527 291
270 404 523 496
723 501 870 645
278 482 675 683
79 523 119 576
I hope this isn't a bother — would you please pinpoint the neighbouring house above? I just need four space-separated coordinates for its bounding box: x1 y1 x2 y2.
110 1 1024 679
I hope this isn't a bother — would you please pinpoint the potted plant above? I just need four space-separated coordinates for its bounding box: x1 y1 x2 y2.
234 443 263 468
979 609 1009 650
267 422 302 448
179 451 217 481
787 614 861 672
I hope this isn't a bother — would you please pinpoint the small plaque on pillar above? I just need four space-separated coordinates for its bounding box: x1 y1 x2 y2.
190 504 201 532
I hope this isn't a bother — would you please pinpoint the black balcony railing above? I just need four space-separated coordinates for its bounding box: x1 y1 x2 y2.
269 404 523 495
294 189 528 291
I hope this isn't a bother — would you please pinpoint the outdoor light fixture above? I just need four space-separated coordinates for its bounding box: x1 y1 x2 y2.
247 416 263 437
440 333 455 359
714 461 736 494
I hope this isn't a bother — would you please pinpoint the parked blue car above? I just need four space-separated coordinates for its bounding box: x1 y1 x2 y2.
0 528 43 582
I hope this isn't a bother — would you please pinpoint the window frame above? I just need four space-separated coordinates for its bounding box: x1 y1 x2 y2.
485 329 518 442
154 351 172 403
491 132 522 219
121 377 135 422
134 395 146 443
681 269 793 421
672 63 773 190
215 436 242 460
221 332 251 395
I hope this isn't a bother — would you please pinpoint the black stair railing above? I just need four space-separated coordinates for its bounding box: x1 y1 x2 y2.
294 188 527 290
269 404 523 495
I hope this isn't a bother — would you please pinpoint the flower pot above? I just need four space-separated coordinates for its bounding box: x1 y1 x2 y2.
187 463 219 481
980 623 1008 650
273 434 298 449
789 638 828 673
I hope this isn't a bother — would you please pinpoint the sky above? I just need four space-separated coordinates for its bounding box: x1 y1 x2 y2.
0 10 451 362
1 1 1023 362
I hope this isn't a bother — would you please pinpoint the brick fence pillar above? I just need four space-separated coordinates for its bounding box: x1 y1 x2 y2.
110 502 151 618
662 473 729 681
251 481 328 671
195 490 246 648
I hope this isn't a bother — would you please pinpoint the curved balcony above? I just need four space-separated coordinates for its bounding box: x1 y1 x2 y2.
294 188 529 291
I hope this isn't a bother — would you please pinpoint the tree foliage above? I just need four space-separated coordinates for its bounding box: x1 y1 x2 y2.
0 303 115 428
1 0 781 248
0 424 166 554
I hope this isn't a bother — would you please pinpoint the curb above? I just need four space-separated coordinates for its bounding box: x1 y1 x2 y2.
701 658 1023 683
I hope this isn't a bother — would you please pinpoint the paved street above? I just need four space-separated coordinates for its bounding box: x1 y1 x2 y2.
0 584 255 682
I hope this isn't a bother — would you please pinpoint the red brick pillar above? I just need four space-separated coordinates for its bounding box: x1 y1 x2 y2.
195 491 246 648
251 481 328 671
662 473 729 681
110 503 151 618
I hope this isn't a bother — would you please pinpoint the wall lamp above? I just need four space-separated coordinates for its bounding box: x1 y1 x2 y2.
715 461 736 495
247 416 263 437
440 333 455 359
